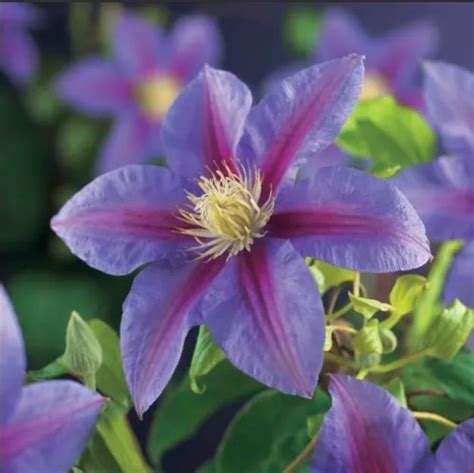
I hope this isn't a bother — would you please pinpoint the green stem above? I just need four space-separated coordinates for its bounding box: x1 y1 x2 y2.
326 303 353 321
324 352 357 369
367 348 430 375
282 435 318 473
412 411 457 429
331 325 357 335
353 272 361 297
380 310 401 330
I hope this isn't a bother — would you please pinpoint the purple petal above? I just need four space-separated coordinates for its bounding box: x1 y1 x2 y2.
1 381 104 473
113 13 164 80
97 112 157 174
268 165 431 273
238 55 363 195
162 65 252 178
121 258 226 416
311 375 433 473
434 419 474 473
444 242 474 309
0 3 40 27
424 61 474 156
168 15 222 81
0 285 25 426
0 29 37 84
393 156 474 241
373 21 438 91
55 59 132 117
315 9 371 62
51 165 190 276
203 239 325 397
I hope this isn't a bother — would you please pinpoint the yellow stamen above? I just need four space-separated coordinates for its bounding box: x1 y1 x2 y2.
178 164 275 260
360 73 390 100
135 74 181 120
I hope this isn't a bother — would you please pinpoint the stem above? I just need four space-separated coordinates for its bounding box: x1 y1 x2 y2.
331 325 357 335
406 390 446 399
367 348 430 374
353 272 361 297
324 352 357 369
412 411 457 429
282 435 318 473
326 303 352 321
380 310 401 330
327 286 343 317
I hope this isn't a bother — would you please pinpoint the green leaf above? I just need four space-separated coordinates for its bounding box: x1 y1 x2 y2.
284 8 321 57
353 319 383 368
196 460 218 473
27 356 66 382
389 275 428 317
64 312 103 390
382 378 407 407
348 292 393 319
425 300 474 359
324 326 334 352
89 319 131 409
189 326 226 393
306 413 325 438
79 429 122 473
410 241 463 347
147 361 262 466
425 351 474 406
336 96 436 172
96 401 151 473
309 260 353 293
216 390 329 473
379 328 398 354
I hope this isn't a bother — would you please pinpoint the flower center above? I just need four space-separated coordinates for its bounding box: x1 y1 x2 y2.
178 165 275 260
135 74 181 120
360 73 390 100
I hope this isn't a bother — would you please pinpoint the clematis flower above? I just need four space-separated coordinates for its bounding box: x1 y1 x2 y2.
0 285 105 473
0 3 39 84
310 375 474 472
56 11 222 175
394 62 474 311
51 56 431 416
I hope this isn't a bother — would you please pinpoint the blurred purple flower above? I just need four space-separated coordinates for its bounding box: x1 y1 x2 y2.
394 62 474 311
0 285 104 473
51 56 431 416
310 375 474 473
0 3 39 84
55 12 222 175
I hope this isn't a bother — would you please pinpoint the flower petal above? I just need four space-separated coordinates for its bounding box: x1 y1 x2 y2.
51 165 190 276
268 165 431 273
113 13 164 80
1 381 104 473
315 9 371 62
0 3 40 27
445 242 474 308
162 65 252 178
121 258 226 416
238 55 363 194
168 15 222 81
311 375 433 473
374 21 437 90
393 156 474 241
204 239 325 397
0 285 25 426
55 59 132 117
0 29 37 84
97 112 157 174
434 419 474 473
424 61 474 156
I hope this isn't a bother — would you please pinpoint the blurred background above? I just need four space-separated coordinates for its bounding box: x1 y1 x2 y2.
1 3 473 471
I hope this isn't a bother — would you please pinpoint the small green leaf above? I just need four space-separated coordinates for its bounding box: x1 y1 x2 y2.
27 356 66 382
382 378 407 407
189 325 226 393
353 319 383 368
389 275 428 317
324 326 334 352
379 328 398 354
336 96 436 172
425 300 474 359
307 261 325 292
215 390 330 473
306 413 325 438
348 292 393 319
284 8 321 57
64 312 103 390
147 361 262 466
89 320 130 409
309 260 353 293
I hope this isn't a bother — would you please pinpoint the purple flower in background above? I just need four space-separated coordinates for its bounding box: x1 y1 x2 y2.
51 56 431 416
0 3 39 84
315 9 438 109
0 285 104 473
56 12 222 175
310 375 474 473
394 62 474 312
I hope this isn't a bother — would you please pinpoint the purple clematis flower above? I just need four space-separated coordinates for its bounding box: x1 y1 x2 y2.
51 56 431 416
56 11 222 175
310 375 474 473
0 285 105 473
0 3 39 84
394 62 474 311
